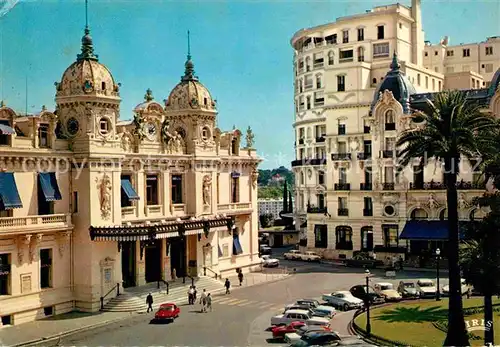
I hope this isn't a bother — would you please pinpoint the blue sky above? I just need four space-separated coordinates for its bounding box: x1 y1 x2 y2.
0 0 499 169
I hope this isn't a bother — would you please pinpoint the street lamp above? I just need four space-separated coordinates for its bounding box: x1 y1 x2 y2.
436 248 441 301
365 269 371 335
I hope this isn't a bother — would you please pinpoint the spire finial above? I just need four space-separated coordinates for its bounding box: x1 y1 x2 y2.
390 51 400 71
144 88 154 102
76 0 98 62
181 30 198 82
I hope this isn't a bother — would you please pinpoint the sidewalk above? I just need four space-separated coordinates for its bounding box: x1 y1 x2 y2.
0 271 290 347
320 259 449 274
0 311 135 347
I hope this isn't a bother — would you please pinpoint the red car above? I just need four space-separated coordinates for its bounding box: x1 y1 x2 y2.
271 321 307 339
154 303 180 322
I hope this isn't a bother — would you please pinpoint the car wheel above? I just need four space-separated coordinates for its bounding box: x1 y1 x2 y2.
307 258 312 262
343 303 349 311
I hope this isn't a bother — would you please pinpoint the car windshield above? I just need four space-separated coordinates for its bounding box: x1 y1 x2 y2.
160 306 174 311
404 283 415 288
419 282 434 287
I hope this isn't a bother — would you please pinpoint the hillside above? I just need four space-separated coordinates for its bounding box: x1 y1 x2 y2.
258 166 294 199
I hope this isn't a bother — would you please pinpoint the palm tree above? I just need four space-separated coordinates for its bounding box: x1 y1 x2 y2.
396 90 497 346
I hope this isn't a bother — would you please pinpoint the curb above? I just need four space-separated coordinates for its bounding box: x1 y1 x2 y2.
10 313 136 347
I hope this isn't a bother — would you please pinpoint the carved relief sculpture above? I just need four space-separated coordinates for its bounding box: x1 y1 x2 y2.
427 193 439 209
202 175 212 206
29 234 43 263
99 174 112 219
245 126 254 148
132 113 145 141
17 234 32 264
57 231 72 257
251 168 259 188
458 193 469 210
121 131 132 152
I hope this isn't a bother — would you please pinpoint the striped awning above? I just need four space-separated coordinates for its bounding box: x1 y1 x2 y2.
185 229 204 236
0 123 15 135
156 232 179 239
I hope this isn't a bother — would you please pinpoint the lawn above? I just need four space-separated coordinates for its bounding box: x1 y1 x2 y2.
354 297 500 347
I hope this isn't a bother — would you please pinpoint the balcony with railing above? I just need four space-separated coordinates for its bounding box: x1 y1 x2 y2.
363 209 373 216
217 203 252 212
334 183 351 191
291 158 327 167
121 206 136 220
315 136 326 143
410 181 445 190
307 206 328 214
331 153 352 161
357 152 371 160
382 183 395 190
338 208 349 216
457 181 486 190
0 214 72 233
360 183 372 190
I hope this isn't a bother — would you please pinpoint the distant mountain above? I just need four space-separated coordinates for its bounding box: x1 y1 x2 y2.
258 166 294 199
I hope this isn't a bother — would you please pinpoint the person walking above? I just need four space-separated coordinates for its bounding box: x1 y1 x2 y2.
146 293 154 313
224 278 231 294
193 285 198 303
398 255 404 270
188 286 195 305
206 293 212 312
238 270 244 286
200 289 207 313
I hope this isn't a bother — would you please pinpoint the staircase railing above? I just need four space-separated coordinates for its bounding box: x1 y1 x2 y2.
100 283 120 310
157 278 169 294
203 266 220 280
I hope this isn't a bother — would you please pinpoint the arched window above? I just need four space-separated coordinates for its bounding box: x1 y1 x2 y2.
361 226 373 251
335 226 353 250
305 56 311 71
328 51 334 65
316 75 322 89
410 208 428 220
299 78 303 93
300 172 305 185
372 78 377 85
385 109 395 124
357 47 365 62
318 171 325 185
306 96 311 110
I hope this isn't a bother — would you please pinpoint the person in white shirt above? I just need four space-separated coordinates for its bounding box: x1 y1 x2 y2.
200 289 207 312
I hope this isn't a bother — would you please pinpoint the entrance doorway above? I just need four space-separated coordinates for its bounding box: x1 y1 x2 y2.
121 241 136 288
169 237 186 278
274 234 284 247
203 244 213 268
145 240 162 283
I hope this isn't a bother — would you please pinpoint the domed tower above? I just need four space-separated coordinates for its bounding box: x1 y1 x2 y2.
54 21 121 153
164 35 217 154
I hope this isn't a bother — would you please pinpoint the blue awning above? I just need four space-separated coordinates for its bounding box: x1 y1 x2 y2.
0 172 23 209
231 171 241 178
233 235 243 255
218 244 223 257
121 179 139 201
0 124 15 135
400 220 470 240
38 173 62 202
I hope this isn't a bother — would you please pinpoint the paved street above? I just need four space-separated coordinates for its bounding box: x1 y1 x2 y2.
58 250 449 346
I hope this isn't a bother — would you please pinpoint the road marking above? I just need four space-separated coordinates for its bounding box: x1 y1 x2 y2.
227 299 249 306
215 298 241 305
255 302 274 309
236 300 257 307
269 305 283 311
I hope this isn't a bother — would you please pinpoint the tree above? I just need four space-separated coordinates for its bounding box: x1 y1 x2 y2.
396 90 496 346
259 213 274 228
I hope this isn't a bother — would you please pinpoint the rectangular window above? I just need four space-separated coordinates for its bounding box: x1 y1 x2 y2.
364 197 373 212
337 75 345 92
314 224 328 248
364 169 372 184
339 50 353 63
338 141 347 153
222 244 229 257
317 194 325 209
216 173 220 204
73 192 78 213
357 28 364 41
417 74 421 85
338 123 346 135
463 48 470 57
373 43 389 58
446 50 454 57
363 140 372 155
0 253 11 295
384 166 394 183
231 177 240 203
385 137 395 150
318 171 325 185
377 25 384 40
425 76 429 88
171 174 183 204
313 52 324 68
413 165 424 189
338 197 347 210
485 64 493 73
328 52 334 65
486 46 493 55
314 91 324 106
304 75 313 89
383 225 399 247
146 174 159 205
339 168 347 183
40 249 52 289
342 30 349 43
38 124 49 148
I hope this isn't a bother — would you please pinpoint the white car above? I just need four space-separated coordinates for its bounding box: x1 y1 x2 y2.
442 279 470 296
284 304 336 319
270 309 330 327
283 250 302 260
417 279 438 298
260 255 279 268
322 291 364 311
374 282 402 302
299 251 322 262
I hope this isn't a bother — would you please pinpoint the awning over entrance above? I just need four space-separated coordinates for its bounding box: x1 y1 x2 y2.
0 123 15 135
38 173 62 202
0 172 22 209
233 234 243 255
89 216 233 242
399 220 472 240
121 179 139 201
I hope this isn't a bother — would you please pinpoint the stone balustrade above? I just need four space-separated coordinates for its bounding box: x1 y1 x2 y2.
217 202 252 211
0 213 72 233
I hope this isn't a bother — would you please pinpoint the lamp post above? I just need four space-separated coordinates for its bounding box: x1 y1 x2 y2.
365 269 371 335
436 248 441 301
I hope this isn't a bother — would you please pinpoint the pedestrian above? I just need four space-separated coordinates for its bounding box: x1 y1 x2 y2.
225 278 231 294
200 289 207 312
171 268 177 282
399 255 404 270
467 287 472 299
206 293 212 312
188 286 195 305
238 270 244 286
146 293 153 313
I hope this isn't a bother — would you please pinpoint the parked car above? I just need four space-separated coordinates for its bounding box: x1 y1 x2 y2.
442 279 470 296
344 252 384 269
260 255 280 268
397 281 420 299
284 250 302 260
374 282 402 302
417 279 438 298
271 321 307 340
284 304 336 319
349 285 385 305
299 251 322 262
270 309 330 327
153 303 180 322
322 291 364 311
284 326 333 344
260 245 272 255
295 299 321 308
288 331 341 347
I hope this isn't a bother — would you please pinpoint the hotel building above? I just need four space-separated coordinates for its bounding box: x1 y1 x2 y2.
291 0 500 260
0 24 261 325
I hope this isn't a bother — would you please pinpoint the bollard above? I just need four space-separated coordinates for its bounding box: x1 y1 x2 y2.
183 276 186 284
191 277 194 286
166 282 169 295
117 283 120 296
204 266 206 276
157 281 160 289
100 297 104 310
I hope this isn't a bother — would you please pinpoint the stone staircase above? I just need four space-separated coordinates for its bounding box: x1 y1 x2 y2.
102 276 225 313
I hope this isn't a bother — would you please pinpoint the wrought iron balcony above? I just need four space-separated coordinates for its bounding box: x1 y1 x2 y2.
316 136 326 143
363 209 373 216
410 181 446 190
382 150 394 158
357 152 371 160
385 123 396 131
334 183 351 191
291 158 327 167
456 181 486 190
307 207 327 214
331 153 352 161
360 183 372 190
382 183 395 190
338 208 349 216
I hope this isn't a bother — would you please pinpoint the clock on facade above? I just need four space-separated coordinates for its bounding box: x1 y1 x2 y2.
143 122 156 140
66 117 79 136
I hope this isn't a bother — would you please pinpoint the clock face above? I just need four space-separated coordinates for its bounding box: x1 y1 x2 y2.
67 117 79 136
143 122 156 139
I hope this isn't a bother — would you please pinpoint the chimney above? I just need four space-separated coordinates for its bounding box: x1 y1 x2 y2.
411 0 424 66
